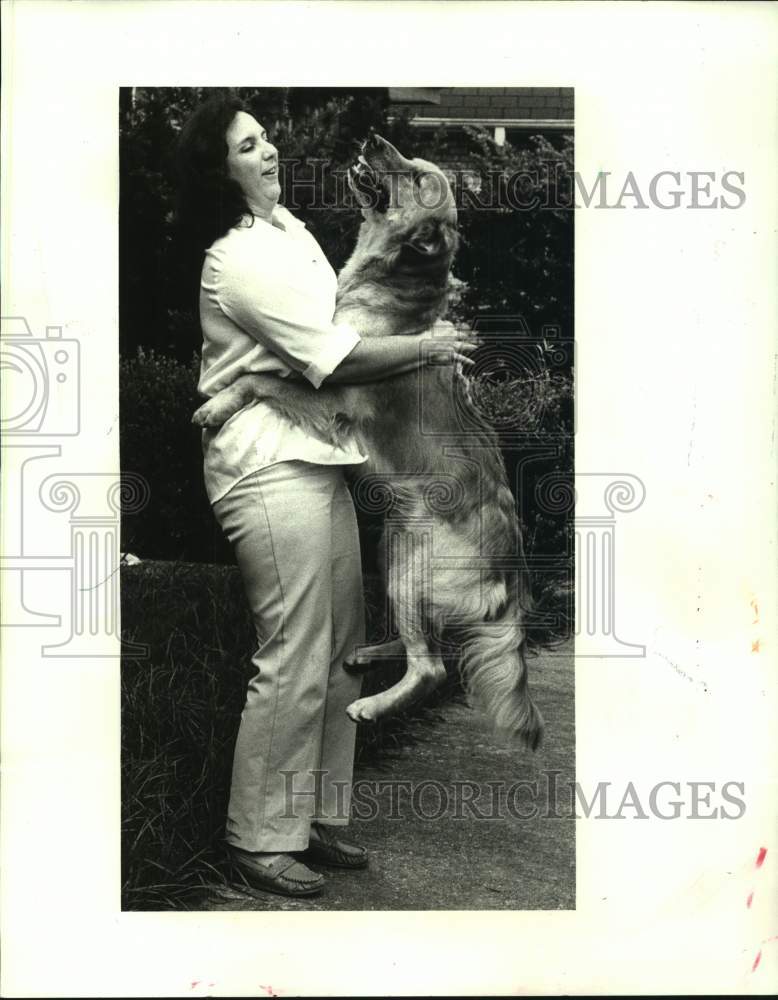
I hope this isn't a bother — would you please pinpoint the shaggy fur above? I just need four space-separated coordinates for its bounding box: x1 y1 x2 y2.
193 134 543 749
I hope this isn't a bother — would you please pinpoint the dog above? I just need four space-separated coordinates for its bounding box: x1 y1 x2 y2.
193 133 543 749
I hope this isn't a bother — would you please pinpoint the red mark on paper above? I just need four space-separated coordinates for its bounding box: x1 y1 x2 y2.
190 984 200 990
746 848 772 971
259 987 278 998
752 640 761 653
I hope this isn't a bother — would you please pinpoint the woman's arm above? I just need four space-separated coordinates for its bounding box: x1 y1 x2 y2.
324 323 478 384
192 323 479 429
207 240 478 389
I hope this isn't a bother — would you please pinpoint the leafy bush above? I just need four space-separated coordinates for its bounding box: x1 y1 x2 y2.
119 348 230 563
457 128 574 331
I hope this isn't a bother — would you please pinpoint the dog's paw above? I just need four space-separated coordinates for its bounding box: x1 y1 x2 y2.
192 400 227 428
343 649 371 672
346 698 378 724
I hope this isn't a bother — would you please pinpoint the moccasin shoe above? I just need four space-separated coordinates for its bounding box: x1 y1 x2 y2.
227 847 325 897
300 822 369 869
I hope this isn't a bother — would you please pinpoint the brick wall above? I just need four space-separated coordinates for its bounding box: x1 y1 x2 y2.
392 87 574 121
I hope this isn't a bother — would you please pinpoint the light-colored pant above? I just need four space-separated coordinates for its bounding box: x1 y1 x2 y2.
213 461 365 852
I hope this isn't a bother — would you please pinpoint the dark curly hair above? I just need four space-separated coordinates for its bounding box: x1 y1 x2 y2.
174 92 256 253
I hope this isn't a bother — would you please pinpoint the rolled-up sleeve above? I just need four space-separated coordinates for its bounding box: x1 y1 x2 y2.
206 241 360 389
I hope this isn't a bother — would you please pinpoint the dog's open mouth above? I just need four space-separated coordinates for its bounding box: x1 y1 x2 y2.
348 152 390 213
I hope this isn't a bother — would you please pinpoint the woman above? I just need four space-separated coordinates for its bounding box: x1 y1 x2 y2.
176 94 476 898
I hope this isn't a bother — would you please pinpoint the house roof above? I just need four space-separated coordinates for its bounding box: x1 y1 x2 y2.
387 87 573 125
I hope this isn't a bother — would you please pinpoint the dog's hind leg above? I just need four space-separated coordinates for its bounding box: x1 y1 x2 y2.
192 374 266 427
345 634 445 723
192 373 358 447
345 524 446 722
343 637 406 673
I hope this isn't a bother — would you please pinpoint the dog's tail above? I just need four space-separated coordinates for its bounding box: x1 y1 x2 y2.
428 472 543 749
455 595 544 751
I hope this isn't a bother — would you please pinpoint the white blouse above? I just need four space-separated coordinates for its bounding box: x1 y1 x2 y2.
198 204 367 504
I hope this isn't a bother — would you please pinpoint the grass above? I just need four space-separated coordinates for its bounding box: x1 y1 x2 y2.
120 560 464 910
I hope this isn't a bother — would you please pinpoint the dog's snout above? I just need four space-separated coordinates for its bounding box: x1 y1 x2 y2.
361 132 413 172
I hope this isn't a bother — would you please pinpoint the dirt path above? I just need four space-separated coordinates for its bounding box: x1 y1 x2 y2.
204 642 574 911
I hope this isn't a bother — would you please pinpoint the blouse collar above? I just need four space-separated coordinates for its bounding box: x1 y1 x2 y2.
270 204 306 231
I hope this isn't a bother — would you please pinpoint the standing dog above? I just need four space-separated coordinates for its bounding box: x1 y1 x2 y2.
193 133 543 749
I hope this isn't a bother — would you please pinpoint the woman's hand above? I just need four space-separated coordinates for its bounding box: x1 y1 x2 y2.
325 321 480 384
415 320 481 368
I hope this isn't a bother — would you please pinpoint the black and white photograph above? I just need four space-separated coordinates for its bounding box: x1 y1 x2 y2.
119 86 575 911
1 2 776 996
